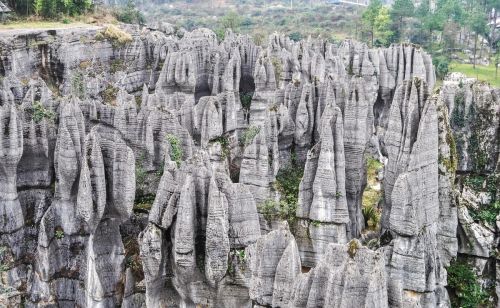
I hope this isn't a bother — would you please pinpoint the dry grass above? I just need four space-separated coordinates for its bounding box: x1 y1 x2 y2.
0 20 87 30
0 7 117 30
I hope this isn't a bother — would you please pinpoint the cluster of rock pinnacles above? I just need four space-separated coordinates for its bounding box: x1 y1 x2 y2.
0 24 498 307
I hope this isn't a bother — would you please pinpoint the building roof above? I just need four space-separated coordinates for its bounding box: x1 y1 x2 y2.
0 1 12 13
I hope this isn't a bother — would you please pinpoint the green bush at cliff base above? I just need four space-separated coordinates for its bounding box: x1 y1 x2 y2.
447 259 489 308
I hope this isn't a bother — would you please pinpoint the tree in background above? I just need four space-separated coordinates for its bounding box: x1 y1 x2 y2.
374 6 392 47
468 8 488 68
32 0 92 18
390 0 414 42
215 11 242 41
361 0 383 47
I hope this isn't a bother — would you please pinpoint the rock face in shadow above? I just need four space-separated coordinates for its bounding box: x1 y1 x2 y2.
0 24 478 308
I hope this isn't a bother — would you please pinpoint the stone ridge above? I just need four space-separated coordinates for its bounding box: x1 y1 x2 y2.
0 23 482 308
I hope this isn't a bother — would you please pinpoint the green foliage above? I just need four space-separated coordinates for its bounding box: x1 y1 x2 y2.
101 84 118 105
31 101 55 123
361 0 383 46
362 156 383 230
0 247 10 273
347 239 360 258
447 259 489 308
215 11 241 40
362 205 380 230
134 194 155 212
373 6 393 47
288 32 302 42
71 71 85 99
433 56 450 80
33 0 92 18
114 0 145 25
210 135 230 159
234 249 246 262
166 134 182 167
110 59 125 74
259 156 304 228
54 229 64 240
451 62 500 88
464 174 499 225
239 126 260 147
310 220 322 227
390 0 414 40
240 92 253 110
135 154 147 185
220 11 242 31
124 237 144 280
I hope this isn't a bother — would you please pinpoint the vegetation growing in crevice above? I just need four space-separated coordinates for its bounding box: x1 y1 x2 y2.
447 259 490 308
110 59 125 74
347 239 360 258
101 84 118 105
135 154 147 187
54 228 64 240
71 71 85 99
133 194 155 213
124 237 144 280
210 135 231 159
240 92 253 111
29 101 55 123
166 134 183 167
442 124 458 174
239 126 260 147
259 155 304 229
464 174 499 225
361 156 383 230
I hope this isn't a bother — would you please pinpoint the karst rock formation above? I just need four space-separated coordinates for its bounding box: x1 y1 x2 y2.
0 23 498 307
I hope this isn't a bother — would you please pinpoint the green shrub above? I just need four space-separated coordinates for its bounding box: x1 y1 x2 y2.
166 134 183 166
347 239 360 258
289 32 303 42
447 259 489 308
260 156 305 227
135 154 147 186
31 102 55 123
114 1 145 25
110 59 125 74
362 205 380 230
71 71 85 99
433 56 450 80
210 135 230 159
310 220 321 227
465 174 499 225
134 194 155 212
239 126 260 146
55 229 64 240
124 237 144 280
240 92 253 110
101 84 118 105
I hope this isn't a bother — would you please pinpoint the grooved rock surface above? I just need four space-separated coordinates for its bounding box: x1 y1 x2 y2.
0 23 475 308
